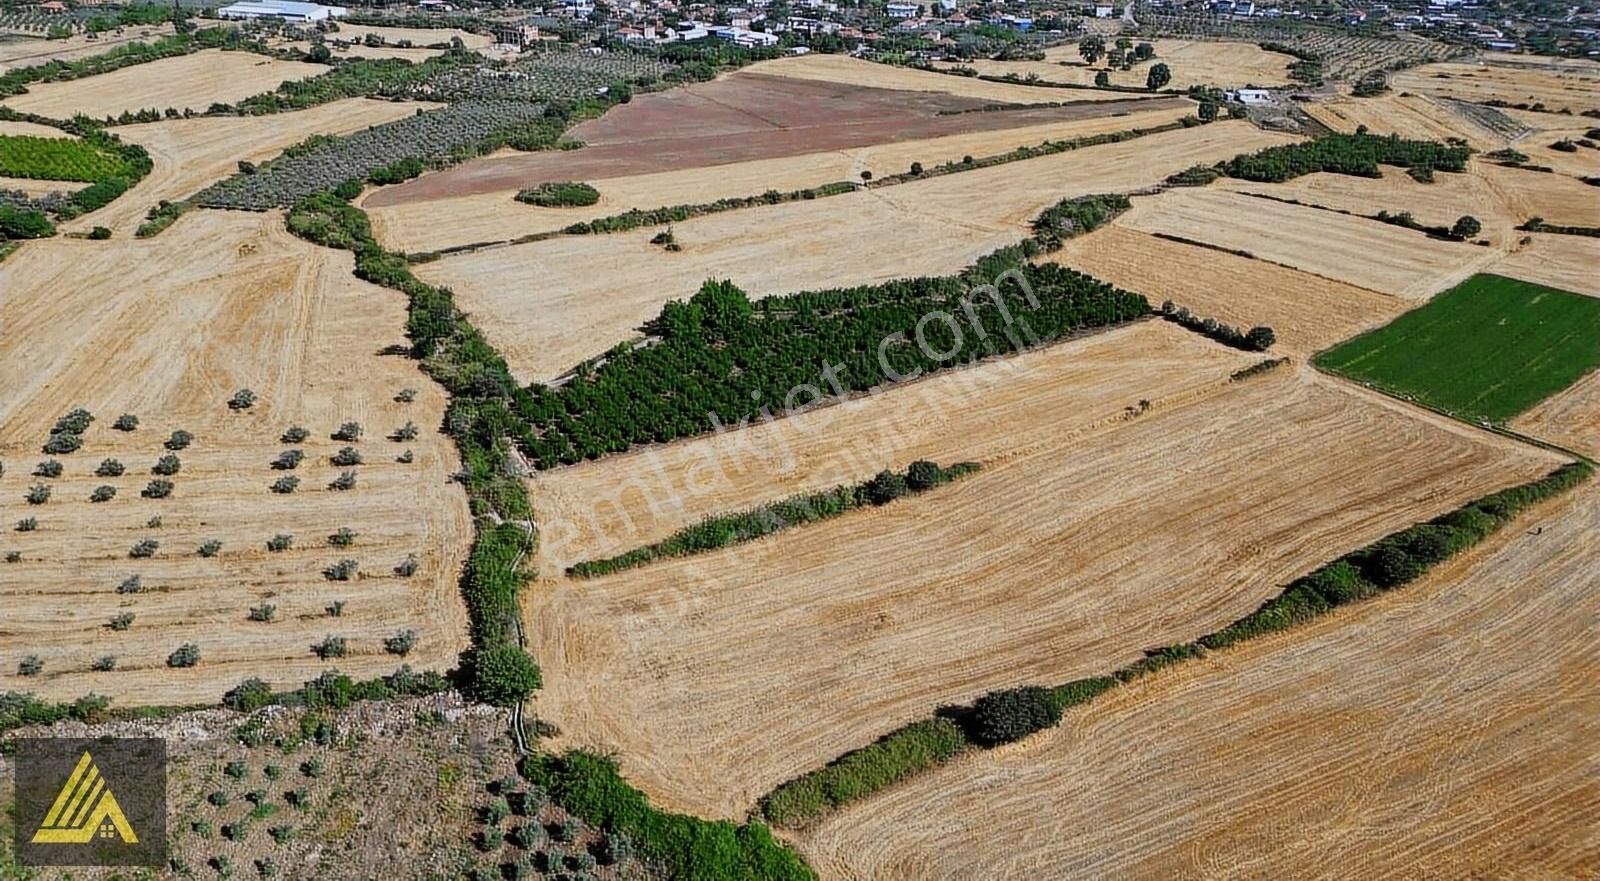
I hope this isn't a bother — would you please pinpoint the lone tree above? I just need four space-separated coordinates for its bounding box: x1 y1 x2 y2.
971 685 1062 746
1245 326 1277 351
466 645 542 707
1452 215 1482 240
1146 62 1172 91
1079 34 1105 64
1094 70 1111 87
1199 100 1219 122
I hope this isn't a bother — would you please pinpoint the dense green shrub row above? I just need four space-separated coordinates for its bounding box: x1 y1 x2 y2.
1030 193 1131 249
286 189 538 706
1159 301 1275 351
522 751 813 881
221 666 449 713
0 204 55 239
518 251 1149 468
568 461 979 578
516 180 600 207
1518 217 1600 238
1203 461 1591 648
760 719 966 827
758 461 1590 826
1218 132 1470 182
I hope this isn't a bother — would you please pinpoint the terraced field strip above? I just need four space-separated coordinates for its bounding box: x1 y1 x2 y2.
1115 186 1494 298
1317 273 1600 423
1390 60 1600 115
527 349 1561 820
1490 232 1600 298
1 49 323 119
416 121 1296 384
1052 225 1407 357
797 481 1600 880
936 38 1298 90
0 211 471 705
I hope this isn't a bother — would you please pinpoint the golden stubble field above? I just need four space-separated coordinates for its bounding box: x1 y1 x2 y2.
0 49 322 119
751 53 1148 103
936 39 1297 90
1390 58 1600 114
1052 225 1409 357
797 480 1600 881
1490 232 1600 297
415 121 1297 383
0 25 177 72
0 211 472 706
364 104 1196 255
1114 186 1500 297
525 332 1563 820
63 98 435 235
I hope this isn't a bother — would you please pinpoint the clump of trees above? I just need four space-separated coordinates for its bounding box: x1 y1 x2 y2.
1219 132 1471 182
970 686 1062 746
515 180 600 207
1030 193 1132 249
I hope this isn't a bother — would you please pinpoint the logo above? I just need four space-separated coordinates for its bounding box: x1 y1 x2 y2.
31 751 139 845
13 737 166 867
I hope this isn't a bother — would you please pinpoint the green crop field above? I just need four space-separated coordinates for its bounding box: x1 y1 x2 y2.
1316 274 1600 423
0 134 128 182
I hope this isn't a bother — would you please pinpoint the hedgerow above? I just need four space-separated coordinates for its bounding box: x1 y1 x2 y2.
759 461 1591 826
568 461 978 577
522 751 813 881
285 189 536 705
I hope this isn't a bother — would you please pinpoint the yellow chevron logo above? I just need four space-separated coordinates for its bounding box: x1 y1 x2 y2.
30 752 139 845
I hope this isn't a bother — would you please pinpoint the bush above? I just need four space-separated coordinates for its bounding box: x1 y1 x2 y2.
167 643 201 668
96 458 124 477
384 629 417 656
972 686 1061 745
223 677 274 712
464 644 541 707
323 559 357 581
108 612 134 631
229 388 257 410
91 655 116 671
42 433 80 455
515 181 600 207
281 426 309 444
18 655 42 676
0 204 55 239
24 484 50 505
311 636 347 659
164 430 193 450
116 575 143 594
152 453 181 476
330 447 363 467
332 421 362 442
129 539 158 558
113 414 138 431
142 479 173 499
1452 215 1482 240
1244 326 1277 351
266 534 293 552
271 449 304 470
90 485 116 503
329 470 357 491
34 459 62 478
270 476 300 494
864 469 909 506
248 603 276 623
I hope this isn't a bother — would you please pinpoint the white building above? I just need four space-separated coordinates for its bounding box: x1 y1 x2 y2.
1227 88 1272 104
886 1 919 17
216 0 346 21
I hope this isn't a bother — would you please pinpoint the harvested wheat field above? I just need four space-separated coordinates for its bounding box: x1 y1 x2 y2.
418 121 1294 383
798 479 1600 881
1116 187 1495 298
1302 93 1513 149
64 98 434 234
1390 60 1600 115
370 69 1187 207
0 211 472 706
534 321 1252 573
1052 226 1407 357
1479 161 1600 228
0 49 323 119
365 103 1194 254
0 25 176 72
1219 166 1523 242
526 364 1561 819
1512 370 1600 458
752 52 1144 103
1491 233 1600 298
936 39 1296 90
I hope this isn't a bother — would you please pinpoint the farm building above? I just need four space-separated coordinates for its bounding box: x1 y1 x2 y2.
216 0 347 21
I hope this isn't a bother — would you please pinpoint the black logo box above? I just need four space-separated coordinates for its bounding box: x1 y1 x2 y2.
13 737 167 867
